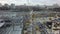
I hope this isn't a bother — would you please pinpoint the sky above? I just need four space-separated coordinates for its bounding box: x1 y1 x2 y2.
0 0 60 5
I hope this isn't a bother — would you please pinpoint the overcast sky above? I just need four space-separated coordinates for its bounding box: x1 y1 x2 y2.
0 0 60 5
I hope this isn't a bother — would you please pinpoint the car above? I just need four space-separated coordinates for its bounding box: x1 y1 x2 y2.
0 19 5 27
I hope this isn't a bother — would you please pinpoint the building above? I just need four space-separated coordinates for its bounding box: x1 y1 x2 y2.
4 3 9 8
10 3 15 9
0 3 2 7
50 15 60 34
47 4 60 9
53 4 59 8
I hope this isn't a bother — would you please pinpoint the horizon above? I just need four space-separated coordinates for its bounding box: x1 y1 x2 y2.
0 0 60 6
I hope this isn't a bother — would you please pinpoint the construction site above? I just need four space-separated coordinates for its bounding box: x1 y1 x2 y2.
0 11 60 34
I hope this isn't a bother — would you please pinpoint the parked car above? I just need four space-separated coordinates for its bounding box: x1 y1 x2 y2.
0 19 5 27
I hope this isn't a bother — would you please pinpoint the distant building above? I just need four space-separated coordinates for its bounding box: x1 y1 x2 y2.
15 5 28 10
0 3 2 7
4 3 9 8
53 4 59 8
40 5 47 9
24 4 26 6
10 3 15 9
47 4 60 9
46 6 54 9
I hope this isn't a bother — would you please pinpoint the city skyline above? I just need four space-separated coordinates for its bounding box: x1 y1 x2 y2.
0 0 60 5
